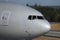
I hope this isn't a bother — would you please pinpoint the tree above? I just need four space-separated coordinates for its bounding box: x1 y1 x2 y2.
26 4 60 22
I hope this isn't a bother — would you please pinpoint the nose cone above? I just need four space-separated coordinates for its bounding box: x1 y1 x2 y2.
44 23 51 32
43 21 51 33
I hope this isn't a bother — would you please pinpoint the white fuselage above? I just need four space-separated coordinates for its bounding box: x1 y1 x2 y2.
0 2 51 39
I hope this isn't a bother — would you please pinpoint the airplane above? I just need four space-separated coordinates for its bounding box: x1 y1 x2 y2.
0 2 51 40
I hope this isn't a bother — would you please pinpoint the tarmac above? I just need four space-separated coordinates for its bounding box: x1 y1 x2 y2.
44 31 60 38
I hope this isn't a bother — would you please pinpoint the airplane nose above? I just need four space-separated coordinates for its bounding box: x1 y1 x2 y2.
43 21 51 33
45 24 51 31
32 21 51 37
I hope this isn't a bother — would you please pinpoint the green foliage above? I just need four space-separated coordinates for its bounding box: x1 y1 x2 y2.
26 4 60 22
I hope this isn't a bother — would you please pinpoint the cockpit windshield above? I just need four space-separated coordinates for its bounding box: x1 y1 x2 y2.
28 15 44 20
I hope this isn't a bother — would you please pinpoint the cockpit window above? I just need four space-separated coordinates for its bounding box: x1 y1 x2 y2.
37 16 43 19
28 15 44 20
33 16 36 20
28 15 32 20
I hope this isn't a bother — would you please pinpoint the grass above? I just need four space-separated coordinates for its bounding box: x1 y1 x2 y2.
51 23 60 30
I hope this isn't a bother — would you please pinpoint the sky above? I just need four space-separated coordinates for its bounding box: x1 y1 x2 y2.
0 0 60 6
